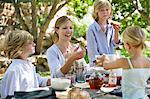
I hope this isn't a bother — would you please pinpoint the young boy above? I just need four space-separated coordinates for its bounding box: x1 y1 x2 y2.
1 30 51 99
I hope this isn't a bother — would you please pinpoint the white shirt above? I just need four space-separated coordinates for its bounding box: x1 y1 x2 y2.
46 44 65 78
46 44 87 78
1 59 48 99
122 58 150 99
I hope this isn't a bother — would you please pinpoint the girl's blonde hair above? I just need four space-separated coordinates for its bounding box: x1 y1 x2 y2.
3 30 33 59
122 26 146 49
53 16 72 43
92 0 112 21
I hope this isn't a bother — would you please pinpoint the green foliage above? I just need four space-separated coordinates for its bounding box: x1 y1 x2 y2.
69 0 150 58
3 0 32 3
38 71 50 77
68 0 94 18
73 23 88 38
84 53 89 63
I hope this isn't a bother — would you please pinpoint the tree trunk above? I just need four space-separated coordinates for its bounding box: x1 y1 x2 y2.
31 0 37 42
35 0 70 54
13 2 29 32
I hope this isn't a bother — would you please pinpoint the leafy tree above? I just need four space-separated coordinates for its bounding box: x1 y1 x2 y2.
1 0 149 57
68 0 150 57
1 0 70 54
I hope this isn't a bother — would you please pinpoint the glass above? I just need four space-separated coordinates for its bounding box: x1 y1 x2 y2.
76 68 86 83
65 74 76 84
105 54 117 61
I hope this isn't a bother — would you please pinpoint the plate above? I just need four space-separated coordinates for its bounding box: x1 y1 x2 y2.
100 84 118 93
72 82 90 89
26 87 49 92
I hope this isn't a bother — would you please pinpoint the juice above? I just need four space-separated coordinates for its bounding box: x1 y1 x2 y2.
89 77 104 89
108 72 117 87
117 76 122 86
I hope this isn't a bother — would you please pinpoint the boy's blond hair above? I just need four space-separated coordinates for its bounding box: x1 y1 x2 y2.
122 26 146 49
3 30 33 59
92 0 112 21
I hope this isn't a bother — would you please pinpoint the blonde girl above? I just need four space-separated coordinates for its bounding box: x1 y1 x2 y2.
97 26 150 99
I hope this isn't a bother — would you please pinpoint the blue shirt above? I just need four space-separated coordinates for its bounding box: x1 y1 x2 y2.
86 21 116 65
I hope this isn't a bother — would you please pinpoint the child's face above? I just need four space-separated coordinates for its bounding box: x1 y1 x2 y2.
56 20 73 42
24 41 35 55
97 6 111 21
123 42 131 54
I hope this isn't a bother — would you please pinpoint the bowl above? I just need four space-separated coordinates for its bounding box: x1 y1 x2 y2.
51 78 71 90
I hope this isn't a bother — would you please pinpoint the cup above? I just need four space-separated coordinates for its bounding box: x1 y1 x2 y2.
105 54 117 62
65 74 76 84
95 55 105 68
76 71 86 83
76 67 86 83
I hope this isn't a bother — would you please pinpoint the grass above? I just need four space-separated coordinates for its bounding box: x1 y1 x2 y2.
38 71 51 77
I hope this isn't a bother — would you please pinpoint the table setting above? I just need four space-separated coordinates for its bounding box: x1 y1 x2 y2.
49 67 123 99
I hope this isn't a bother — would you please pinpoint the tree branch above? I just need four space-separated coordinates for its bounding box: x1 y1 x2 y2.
57 0 70 12
36 0 71 54
31 0 37 39
120 9 136 22
131 0 150 25
12 1 29 31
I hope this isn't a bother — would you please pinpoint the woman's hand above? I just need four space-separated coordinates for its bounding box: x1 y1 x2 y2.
70 50 85 61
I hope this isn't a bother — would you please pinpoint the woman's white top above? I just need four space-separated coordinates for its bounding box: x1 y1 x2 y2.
46 44 65 77
46 44 87 78
122 58 150 99
1 59 48 99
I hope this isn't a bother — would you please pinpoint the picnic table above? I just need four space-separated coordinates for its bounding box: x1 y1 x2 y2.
56 82 122 99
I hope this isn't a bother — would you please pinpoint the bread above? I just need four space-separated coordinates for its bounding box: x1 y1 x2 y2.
68 87 90 99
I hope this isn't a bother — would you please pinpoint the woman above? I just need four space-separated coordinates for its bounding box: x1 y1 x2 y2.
46 16 85 78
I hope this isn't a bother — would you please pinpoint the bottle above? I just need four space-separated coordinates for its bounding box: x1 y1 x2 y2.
108 70 117 87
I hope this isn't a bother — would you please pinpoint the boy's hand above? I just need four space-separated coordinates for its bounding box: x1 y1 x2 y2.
47 79 51 86
113 24 120 34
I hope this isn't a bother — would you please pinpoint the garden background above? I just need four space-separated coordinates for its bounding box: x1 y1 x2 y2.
0 0 150 77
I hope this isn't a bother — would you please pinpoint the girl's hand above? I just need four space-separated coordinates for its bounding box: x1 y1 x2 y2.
96 55 109 66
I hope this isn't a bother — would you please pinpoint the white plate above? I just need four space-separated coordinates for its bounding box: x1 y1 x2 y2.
73 82 90 89
100 85 118 93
